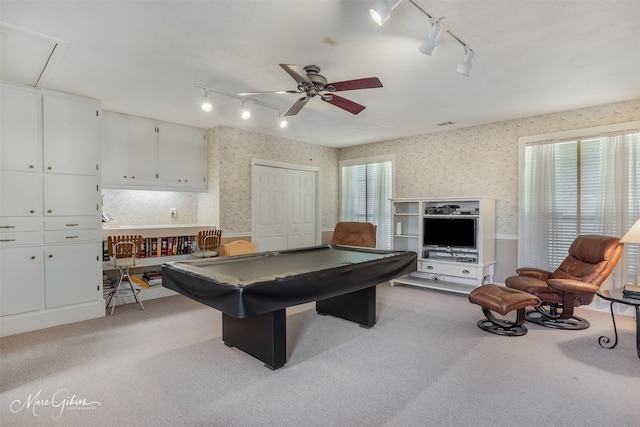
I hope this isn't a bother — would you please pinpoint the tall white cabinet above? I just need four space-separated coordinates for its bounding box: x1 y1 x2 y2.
0 83 104 336
390 197 496 294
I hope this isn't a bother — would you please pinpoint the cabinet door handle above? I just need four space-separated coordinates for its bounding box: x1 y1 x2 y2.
65 224 79 227
0 225 16 229
29 164 35 169
462 270 470 275
0 239 16 242
426 265 434 270
65 235 79 239
48 210 52 213
30 210 35 214
31 256 36 260
48 254 53 258
47 166 52 170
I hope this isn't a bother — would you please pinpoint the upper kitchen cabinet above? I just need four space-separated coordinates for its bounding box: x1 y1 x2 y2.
101 111 207 192
102 111 158 188
0 83 42 172
158 122 207 191
43 92 101 175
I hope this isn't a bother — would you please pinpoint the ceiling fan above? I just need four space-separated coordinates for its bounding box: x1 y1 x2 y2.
238 64 383 116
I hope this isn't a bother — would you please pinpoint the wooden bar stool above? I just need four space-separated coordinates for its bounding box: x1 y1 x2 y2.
106 235 144 315
192 229 222 258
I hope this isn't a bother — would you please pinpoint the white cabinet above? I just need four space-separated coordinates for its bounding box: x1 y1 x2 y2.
44 174 100 216
0 247 45 316
45 243 102 308
42 93 101 175
158 122 207 190
102 112 158 186
0 172 42 217
0 84 41 172
390 197 496 294
0 86 104 336
101 111 207 191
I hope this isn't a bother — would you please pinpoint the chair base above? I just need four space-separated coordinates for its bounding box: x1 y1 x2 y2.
524 309 590 330
476 308 528 336
106 268 144 315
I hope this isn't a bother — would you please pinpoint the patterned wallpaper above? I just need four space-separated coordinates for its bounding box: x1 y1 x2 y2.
339 98 640 235
207 126 339 233
103 98 639 236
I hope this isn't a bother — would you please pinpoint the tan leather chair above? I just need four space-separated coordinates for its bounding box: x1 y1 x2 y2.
505 235 623 329
192 229 222 258
222 240 257 256
331 222 376 248
106 235 145 315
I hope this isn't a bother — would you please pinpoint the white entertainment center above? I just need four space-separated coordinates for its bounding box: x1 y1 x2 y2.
390 197 496 294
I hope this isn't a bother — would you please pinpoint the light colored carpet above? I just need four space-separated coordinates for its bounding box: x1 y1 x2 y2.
1 284 638 426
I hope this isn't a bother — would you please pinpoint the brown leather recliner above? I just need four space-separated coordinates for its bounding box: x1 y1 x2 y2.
505 235 623 330
331 222 376 248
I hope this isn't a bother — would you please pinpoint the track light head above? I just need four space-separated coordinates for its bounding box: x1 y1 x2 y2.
419 21 443 56
241 99 254 120
201 91 213 112
278 111 288 129
456 48 475 76
369 0 402 26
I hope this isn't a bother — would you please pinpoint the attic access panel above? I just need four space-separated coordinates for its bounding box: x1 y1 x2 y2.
0 23 67 88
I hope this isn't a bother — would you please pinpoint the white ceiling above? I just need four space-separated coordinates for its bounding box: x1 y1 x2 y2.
1 0 639 148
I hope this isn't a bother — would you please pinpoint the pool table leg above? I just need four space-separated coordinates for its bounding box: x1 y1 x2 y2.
222 309 286 370
316 285 376 328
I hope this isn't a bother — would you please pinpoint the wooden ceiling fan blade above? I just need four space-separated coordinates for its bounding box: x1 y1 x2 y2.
323 94 366 115
283 97 309 116
280 64 313 85
327 77 383 92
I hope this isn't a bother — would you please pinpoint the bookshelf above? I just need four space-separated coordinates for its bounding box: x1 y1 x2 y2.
102 224 216 301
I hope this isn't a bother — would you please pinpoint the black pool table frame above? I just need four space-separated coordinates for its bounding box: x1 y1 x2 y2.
162 244 416 369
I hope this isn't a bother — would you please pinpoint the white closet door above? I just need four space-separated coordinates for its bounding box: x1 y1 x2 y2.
252 163 318 252
253 165 288 251
288 169 316 249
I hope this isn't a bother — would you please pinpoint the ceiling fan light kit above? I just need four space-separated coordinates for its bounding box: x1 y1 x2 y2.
372 0 476 75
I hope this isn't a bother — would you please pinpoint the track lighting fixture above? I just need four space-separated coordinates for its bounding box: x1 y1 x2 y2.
369 0 402 26
195 83 289 130
241 99 253 120
418 20 443 56
278 111 288 128
201 90 213 112
456 47 475 76
371 0 476 75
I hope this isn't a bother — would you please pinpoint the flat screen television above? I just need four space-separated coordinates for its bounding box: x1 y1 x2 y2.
423 217 477 248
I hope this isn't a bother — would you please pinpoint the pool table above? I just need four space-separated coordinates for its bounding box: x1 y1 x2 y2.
162 244 417 369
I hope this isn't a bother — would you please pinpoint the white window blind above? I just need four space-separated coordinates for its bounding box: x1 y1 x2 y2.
340 157 394 249
520 130 639 287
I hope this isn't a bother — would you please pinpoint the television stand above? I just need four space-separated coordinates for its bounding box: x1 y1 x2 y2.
390 197 496 294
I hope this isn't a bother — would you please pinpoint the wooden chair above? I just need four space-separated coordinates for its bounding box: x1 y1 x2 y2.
192 229 222 258
222 240 257 256
106 235 144 315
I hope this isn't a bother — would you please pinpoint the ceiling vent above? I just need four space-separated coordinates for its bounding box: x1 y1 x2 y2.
0 23 68 89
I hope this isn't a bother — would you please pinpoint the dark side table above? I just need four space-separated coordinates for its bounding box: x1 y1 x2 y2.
597 288 640 358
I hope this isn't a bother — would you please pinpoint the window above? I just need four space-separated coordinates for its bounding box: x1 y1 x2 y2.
519 127 639 287
339 155 395 249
